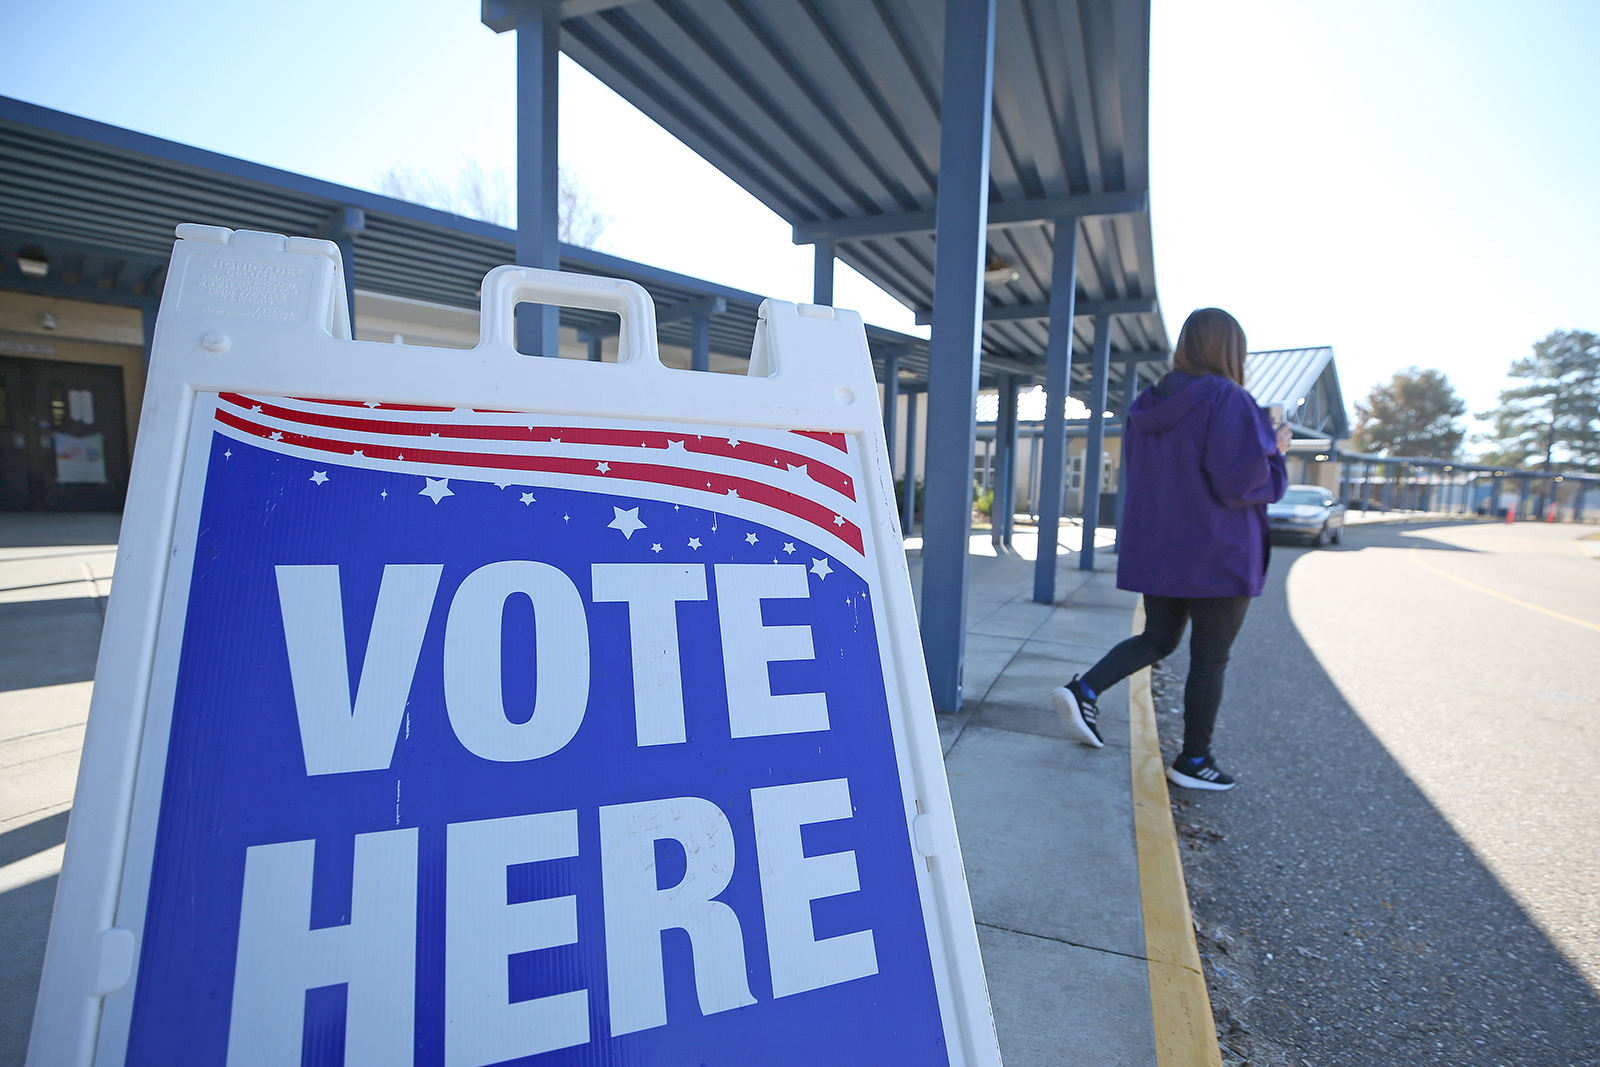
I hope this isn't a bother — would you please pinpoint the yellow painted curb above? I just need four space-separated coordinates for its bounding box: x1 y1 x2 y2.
1128 602 1222 1067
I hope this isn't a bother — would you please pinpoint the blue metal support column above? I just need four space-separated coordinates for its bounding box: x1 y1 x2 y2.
918 0 997 711
903 389 920 534
991 374 1012 548
513 2 561 356
1079 314 1113 570
317 205 365 323
882 352 900 478
690 313 711 372
813 241 834 306
140 301 158 370
999 375 1020 545
1112 362 1138 549
580 330 603 361
1032 216 1080 602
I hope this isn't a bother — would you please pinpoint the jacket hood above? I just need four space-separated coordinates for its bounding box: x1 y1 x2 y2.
1127 371 1231 435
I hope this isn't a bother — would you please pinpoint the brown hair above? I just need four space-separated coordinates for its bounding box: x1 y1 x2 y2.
1171 308 1247 386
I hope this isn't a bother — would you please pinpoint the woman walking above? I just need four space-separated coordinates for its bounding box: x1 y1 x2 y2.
1051 308 1288 791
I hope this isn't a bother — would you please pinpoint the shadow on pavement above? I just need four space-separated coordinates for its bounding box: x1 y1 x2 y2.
0 513 121 549
1165 535 1600 1066
0 872 57 1064
0 811 69 870
0 815 70 1064
0 599 101 692
1277 519 1488 555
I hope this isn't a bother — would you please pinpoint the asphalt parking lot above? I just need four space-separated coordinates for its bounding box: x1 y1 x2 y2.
1164 519 1600 1066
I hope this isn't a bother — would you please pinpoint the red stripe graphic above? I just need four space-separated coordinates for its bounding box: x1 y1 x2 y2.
224 394 855 501
215 407 864 554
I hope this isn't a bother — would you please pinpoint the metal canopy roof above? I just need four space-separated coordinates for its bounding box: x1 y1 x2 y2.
1244 346 1350 440
559 0 1170 395
0 95 963 385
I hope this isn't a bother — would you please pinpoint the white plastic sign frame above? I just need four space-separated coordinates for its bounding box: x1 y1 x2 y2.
29 225 1001 1067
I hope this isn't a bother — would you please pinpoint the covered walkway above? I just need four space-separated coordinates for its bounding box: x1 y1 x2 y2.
488 0 1171 711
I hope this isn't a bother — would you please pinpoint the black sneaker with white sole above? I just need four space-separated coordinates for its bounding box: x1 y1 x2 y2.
1166 754 1236 791
1051 676 1104 748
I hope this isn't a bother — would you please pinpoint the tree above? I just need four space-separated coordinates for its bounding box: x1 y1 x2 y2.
1352 366 1466 458
1475 331 1600 471
378 161 610 247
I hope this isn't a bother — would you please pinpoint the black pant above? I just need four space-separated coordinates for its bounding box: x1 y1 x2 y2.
1080 594 1251 759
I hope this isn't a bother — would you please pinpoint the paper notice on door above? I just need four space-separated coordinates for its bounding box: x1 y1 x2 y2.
55 432 108 483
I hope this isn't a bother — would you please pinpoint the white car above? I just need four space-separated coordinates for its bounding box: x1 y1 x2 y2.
1268 484 1346 546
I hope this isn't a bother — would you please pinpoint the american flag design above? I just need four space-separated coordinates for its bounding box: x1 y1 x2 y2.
120 392 948 1066
210 392 869 561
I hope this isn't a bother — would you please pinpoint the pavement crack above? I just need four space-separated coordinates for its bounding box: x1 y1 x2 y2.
975 920 1151 963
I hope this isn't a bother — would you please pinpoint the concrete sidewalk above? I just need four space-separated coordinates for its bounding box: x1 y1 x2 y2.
908 544 1215 1067
0 516 1213 1066
0 512 117 1066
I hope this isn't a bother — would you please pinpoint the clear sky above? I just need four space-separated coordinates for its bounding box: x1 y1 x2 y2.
3 0 1596 447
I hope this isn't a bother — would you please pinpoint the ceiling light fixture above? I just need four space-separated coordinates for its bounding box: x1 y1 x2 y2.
17 247 49 278
983 253 1018 285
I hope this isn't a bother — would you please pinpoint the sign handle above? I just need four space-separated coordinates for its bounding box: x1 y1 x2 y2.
477 265 660 367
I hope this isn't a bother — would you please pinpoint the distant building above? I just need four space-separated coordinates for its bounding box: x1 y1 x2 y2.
1242 346 1350 490
972 347 1350 524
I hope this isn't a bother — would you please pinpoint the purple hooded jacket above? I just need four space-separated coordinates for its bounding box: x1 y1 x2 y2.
1116 370 1288 598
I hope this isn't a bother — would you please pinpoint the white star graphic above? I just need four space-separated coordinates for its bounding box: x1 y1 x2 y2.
381 490 388 498
430 432 441 438
493 478 512 489
726 489 740 499
596 461 611 473
667 439 687 453
310 471 329 485
419 477 453 504
832 515 845 526
223 449 232 459
688 537 703 550
520 492 536 505
745 532 759 544
787 462 807 476
810 558 833 580
651 543 662 553
549 437 562 446
251 405 262 413
563 514 570 522
783 542 796 554
352 450 365 458
727 437 740 447
363 401 380 408
269 431 283 441
608 506 647 539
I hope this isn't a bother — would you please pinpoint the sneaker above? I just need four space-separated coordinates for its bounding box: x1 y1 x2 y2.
1166 754 1236 791
1051 676 1104 748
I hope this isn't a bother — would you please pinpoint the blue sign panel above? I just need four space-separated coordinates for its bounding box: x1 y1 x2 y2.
121 394 947 1066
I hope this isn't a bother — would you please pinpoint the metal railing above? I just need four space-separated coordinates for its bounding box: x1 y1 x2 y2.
1333 450 1600 523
